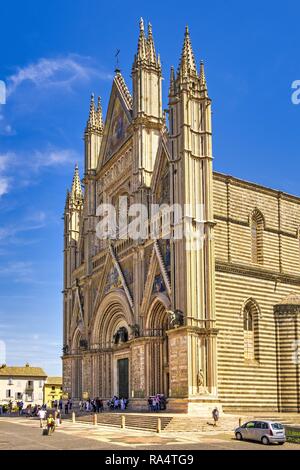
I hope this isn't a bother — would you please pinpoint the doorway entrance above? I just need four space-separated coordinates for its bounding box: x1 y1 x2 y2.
118 358 129 398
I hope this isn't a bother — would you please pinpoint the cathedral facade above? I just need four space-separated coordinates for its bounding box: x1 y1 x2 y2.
62 20 300 413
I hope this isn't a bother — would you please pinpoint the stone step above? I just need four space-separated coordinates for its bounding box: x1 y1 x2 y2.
70 412 243 432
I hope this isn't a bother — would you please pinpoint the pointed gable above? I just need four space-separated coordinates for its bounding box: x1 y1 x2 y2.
98 71 132 168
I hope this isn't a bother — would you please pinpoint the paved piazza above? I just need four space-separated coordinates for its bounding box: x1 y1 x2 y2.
0 417 299 450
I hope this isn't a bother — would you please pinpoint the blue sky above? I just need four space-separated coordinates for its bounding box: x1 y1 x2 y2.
0 0 299 376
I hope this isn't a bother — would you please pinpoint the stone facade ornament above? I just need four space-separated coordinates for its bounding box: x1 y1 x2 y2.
167 309 184 328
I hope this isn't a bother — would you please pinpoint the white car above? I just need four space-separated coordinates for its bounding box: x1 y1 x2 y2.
235 420 286 445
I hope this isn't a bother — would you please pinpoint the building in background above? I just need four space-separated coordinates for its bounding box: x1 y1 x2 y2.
62 19 300 414
0 364 47 406
43 377 63 407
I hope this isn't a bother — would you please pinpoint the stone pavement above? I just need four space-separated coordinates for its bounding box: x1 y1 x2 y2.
1 417 300 450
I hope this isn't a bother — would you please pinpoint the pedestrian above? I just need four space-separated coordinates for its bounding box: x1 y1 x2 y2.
38 408 47 428
59 398 63 411
212 407 219 427
69 399 72 411
64 401 69 414
46 414 55 435
156 395 160 411
152 396 157 412
55 410 61 427
99 399 104 412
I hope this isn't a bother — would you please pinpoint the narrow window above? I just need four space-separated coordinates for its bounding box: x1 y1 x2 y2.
244 305 254 360
243 299 260 362
251 210 264 264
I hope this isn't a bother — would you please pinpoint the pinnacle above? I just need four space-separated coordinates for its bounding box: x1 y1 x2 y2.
86 93 103 133
71 164 83 201
88 93 96 127
134 18 160 69
178 25 197 77
96 96 103 131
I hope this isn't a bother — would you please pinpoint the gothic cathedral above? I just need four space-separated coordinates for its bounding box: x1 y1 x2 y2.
63 20 300 413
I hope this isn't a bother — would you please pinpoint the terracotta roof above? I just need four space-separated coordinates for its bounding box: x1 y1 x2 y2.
0 365 47 377
46 376 62 385
277 292 300 305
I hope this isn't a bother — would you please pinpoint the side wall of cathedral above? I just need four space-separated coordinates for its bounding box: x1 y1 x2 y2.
213 173 300 411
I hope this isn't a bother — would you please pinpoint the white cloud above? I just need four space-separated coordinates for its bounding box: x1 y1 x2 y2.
0 177 9 196
0 211 47 243
0 153 12 172
0 148 79 197
6 55 112 97
0 153 14 197
0 261 33 280
31 148 78 170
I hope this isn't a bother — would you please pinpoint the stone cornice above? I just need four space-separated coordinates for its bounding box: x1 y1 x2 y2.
216 260 300 285
213 171 300 204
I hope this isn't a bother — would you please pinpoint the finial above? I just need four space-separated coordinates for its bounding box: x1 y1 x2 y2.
185 25 189 35
140 17 144 31
148 22 152 35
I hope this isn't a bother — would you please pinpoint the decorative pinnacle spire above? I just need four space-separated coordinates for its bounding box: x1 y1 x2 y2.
87 93 96 127
178 25 197 77
169 66 175 96
96 96 103 131
86 93 103 133
140 17 144 31
199 60 207 91
137 17 147 60
147 22 156 64
71 164 83 201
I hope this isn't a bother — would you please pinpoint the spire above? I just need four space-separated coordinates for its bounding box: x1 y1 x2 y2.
87 93 96 127
169 66 175 96
96 96 103 131
147 22 157 65
86 93 103 133
71 164 83 201
137 17 148 61
199 60 207 92
178 25 197 78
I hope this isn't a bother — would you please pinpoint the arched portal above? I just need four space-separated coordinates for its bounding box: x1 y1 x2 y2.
90 289 134 398
145 294 171 397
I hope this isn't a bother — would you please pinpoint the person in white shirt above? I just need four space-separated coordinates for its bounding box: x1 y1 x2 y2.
38 408 47 428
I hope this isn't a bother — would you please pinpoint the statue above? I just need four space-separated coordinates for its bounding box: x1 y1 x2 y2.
129 324 140 338
62 345 69 354
167 309 184 328
197 368 208 394
113 327 128 344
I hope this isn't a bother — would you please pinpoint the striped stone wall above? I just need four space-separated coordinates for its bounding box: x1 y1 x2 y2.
213 172 300 411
